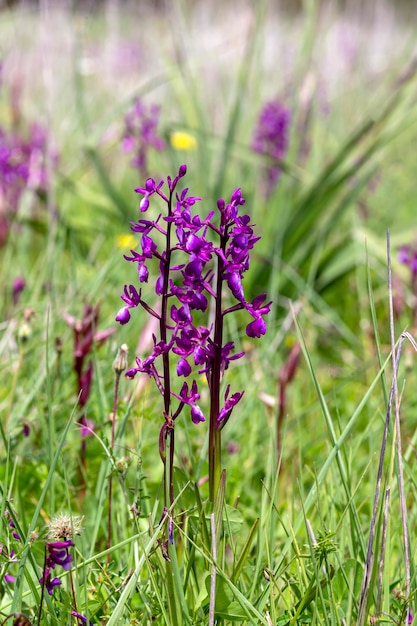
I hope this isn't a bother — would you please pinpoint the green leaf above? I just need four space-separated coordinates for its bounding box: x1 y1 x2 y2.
214 600 252 621
205 574 234 612
232 517 259 583
223 503 244 536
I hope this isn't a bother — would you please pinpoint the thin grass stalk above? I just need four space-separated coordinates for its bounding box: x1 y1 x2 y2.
357 339 403 626
39 0 59 271
107 361 123 563
356 233 412 625
387 230 411 620
5 343 24 432
376 487 390 617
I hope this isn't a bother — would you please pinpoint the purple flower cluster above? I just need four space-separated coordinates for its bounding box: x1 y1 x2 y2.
122 99 166 175
39 540 73 596
252 99 291 195
0 123 55 247
116 165 271 433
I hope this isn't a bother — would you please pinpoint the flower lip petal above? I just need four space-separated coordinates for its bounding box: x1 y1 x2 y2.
116 307 131 325
246 317 267 338
191 404 205 424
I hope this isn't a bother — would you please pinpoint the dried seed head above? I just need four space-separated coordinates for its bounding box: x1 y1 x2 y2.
47 514 83 541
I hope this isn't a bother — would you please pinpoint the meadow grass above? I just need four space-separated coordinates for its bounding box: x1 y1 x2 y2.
1 1 417 624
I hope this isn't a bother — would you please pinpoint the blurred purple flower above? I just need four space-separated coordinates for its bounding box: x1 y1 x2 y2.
122 99 166 176
399 244 417 275
12 277 26 305
398 241 417 327
110 40 142 76
0 122 57 246
252 99 291 196
226 441 240 454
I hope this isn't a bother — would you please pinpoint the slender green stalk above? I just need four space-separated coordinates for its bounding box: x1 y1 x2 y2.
107 364 123 563
5 344 24 433
387 231 411 621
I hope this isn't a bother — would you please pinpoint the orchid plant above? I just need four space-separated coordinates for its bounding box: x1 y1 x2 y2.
116 164 271 504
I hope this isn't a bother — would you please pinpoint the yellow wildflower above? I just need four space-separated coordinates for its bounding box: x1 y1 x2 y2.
116 234 136 249
170 131 197 151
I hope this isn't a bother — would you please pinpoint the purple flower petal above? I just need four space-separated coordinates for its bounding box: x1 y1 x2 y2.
177 357 192 377
116 306 131 325
246 316 267 338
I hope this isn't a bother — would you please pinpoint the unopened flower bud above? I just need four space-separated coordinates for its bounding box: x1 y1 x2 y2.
115 456 131 473
113 344 129 374
18 322 32 344
12 277 26 305
55 336 64 354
